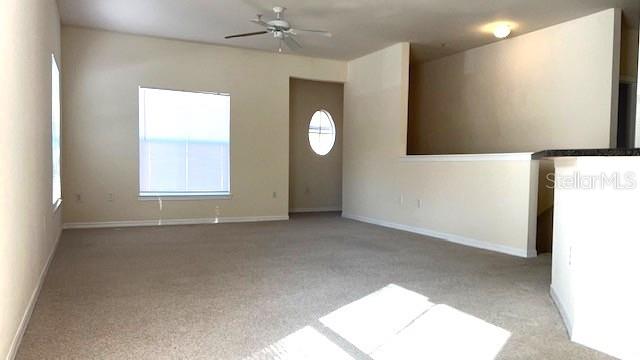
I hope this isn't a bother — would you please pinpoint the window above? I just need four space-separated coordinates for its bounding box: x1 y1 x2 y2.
308 110 336 155
138 87 230 197
51 54 61 206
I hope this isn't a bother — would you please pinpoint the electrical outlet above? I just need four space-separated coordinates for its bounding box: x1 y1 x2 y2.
107 193 114 202
272 191 277 198
417 199 422 208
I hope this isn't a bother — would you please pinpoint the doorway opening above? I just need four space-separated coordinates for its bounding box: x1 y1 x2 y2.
289 78 344 214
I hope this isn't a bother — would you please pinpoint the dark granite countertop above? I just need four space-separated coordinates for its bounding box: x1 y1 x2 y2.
532 148 640 160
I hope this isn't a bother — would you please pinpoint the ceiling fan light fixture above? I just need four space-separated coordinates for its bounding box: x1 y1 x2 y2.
479 21 517 39
493 23 511 38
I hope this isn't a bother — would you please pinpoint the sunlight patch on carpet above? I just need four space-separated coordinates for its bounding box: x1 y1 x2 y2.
247 284 510 359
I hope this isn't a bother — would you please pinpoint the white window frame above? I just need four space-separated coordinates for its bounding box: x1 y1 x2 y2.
51 54 62 210
137 86 232 200
308 109 336 156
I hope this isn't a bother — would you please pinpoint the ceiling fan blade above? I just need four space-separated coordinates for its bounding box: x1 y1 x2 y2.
224 31 269 39
289 28 332 37
283 36 302 50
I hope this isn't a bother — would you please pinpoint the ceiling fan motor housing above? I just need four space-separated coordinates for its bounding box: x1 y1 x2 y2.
268 19 290 30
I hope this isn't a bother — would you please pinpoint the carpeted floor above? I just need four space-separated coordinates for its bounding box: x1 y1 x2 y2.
16 213 611 359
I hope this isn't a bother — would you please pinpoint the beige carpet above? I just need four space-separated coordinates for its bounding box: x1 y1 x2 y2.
16 213 611 359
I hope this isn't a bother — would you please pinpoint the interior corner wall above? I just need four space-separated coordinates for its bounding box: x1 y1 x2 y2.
637 25 640 147
620 26 639 80
61 27 347 225
609 9 622 148
407 8 621 155
0 0 62 358
343 43 537 258
289 79 344 212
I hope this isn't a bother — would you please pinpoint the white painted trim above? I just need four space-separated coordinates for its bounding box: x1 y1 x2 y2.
289 207 342 213
342 213 535 258
139 85 230 97
550 284 573 338
137 194 232 201
63 215 289 229
6 228 62 360
400 152 533 162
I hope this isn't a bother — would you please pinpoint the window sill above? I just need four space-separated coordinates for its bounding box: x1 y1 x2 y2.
138 193 232 201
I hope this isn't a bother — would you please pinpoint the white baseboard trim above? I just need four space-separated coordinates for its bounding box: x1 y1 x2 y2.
63 215 289 229
342 213 535 258
6 228 62 360
550 284 573 338
289 207 342 213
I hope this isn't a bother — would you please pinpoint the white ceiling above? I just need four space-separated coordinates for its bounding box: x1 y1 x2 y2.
57 0 640 62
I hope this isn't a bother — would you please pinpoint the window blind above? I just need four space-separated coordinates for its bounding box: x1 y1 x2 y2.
138 87 230 196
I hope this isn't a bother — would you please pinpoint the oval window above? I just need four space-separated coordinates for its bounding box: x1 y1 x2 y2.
308 110 336 156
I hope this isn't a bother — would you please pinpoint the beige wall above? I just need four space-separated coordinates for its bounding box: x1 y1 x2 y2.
0 0 62 358
289 79 344 212
61 27 347 225
343 43 537 257
408 9 621 155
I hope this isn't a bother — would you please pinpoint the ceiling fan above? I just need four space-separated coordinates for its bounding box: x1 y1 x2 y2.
224 6 332 53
